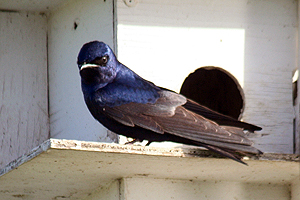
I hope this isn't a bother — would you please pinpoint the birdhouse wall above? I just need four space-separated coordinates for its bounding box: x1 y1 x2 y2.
47 0 116 142
117 0 298 154
0 0 299 171
0 12 49 169
0 1 299 199
0 0 116 170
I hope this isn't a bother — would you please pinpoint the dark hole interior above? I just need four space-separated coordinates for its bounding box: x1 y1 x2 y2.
180 66 244 120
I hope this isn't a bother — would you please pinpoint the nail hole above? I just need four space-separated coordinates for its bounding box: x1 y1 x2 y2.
74 22 78 30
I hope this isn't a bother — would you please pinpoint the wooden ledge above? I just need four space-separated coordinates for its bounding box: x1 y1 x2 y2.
0 139 299 199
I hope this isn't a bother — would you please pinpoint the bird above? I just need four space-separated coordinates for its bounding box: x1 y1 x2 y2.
77 40 262 165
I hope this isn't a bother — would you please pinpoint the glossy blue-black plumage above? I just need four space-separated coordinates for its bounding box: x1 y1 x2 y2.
77 41 262 164
78 41 160 107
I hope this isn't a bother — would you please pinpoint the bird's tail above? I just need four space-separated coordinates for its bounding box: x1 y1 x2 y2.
189 140 262 165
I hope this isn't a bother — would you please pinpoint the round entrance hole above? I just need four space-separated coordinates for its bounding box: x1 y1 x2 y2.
180 66 245 120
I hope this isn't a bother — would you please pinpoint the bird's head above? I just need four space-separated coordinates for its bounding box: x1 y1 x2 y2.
77 41 118 88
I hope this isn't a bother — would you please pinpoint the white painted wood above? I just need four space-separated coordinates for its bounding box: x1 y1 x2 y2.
0 0 71 12
120 177 290 200
0 1 298 199
117 0 297 153
0 11 49 169
295 1 300 154
48 0 117 142
0 140 51 176
291 178 300 200
85 180 120 200
0 139 298 199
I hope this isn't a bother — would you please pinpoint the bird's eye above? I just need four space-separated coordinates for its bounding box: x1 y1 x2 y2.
91 55 109 66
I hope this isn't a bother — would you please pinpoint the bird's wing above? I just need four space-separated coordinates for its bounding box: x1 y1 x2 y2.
103 90 259 154
159 87 262 131
183 99 262 131
102 90 186 134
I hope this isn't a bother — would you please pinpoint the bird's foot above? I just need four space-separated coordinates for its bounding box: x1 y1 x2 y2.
125 138 142 145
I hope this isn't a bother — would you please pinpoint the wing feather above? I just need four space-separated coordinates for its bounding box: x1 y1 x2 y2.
102 107 135 127
104 106 164 134
102 90 259 154
183 99 262 131
154 107 253 146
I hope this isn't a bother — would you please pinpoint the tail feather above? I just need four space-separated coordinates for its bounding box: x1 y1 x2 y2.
197 143 247 165
191 141 262 165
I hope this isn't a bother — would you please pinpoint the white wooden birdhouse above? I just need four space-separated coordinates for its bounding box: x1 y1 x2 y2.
0 0 299 199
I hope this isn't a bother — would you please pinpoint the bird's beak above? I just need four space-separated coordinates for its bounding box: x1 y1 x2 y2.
80 64 99 71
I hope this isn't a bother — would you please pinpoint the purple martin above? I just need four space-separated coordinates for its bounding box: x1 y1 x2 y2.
77 41 262 165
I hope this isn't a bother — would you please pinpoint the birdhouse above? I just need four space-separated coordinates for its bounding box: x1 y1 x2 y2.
0 0 299 199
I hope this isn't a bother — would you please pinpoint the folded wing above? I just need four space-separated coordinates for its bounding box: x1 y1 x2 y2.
103 90 260 154
183 99 262 132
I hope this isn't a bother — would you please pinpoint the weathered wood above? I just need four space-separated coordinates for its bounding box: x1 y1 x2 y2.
295 2 300 155
0 11 49 169
48 0 117 142
0 139 299 199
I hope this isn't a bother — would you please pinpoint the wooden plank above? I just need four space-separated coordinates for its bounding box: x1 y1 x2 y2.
48 0 117 142
0 139 298 199
0 0 68 12
0 11 49 169
120 177 291 200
